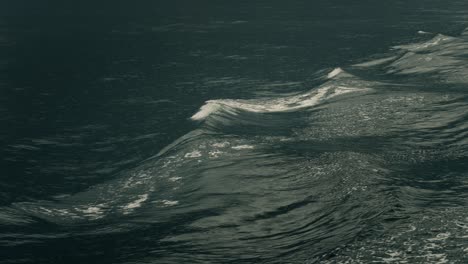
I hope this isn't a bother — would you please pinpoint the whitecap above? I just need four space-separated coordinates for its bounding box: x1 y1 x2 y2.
231 145 254 150
208 150 224 157
327 67 343 79
168 176 182 182
122 194 149 211
184 151 202 158
190 82 370 121
82 206 102 215
353 56 398 67
417 30 431 35
394 34 455 51
160 200 179 206
212 142 230 148
191 103 222 121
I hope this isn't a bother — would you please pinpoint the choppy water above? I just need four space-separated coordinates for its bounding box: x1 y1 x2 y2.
2 1 468 263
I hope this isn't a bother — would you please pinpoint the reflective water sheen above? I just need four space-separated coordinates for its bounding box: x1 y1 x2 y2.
2 1 468 263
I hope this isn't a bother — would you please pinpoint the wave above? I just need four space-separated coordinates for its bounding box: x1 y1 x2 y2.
393 33 457 52
323 207 468 263
353 29 468 84
11 131 269 224
5 26 468 264
191 68 372 121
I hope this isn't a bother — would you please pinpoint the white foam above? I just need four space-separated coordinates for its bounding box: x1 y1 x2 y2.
168 176 182 182
160 200 179 206
190 84 369 121
82 206 102 214
353 56 398 67
427 232 450 242
394 34 455 51
73 204 107 220
332 86 365 96
327 67 343 79
208 150 224 157
212 142 230 148
123 194 149 211
191 103 222 120
184 150 202 158
418 30 431 34
231 145 254 150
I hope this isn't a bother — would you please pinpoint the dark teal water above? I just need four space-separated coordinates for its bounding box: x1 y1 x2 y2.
2 1 468 263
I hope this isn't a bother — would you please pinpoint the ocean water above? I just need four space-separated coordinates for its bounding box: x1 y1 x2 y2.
2 1 468 263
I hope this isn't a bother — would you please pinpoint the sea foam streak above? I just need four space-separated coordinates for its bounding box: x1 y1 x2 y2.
191 68 371 121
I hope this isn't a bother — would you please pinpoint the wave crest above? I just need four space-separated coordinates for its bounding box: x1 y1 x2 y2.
191 69 371 121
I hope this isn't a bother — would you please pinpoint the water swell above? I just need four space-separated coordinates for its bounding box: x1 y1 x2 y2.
354 28 468 84
5 27 468 263
191 68 372 122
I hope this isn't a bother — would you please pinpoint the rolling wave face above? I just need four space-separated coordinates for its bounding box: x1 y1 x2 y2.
7 28 468 263
356 30 468 84
191 68 372 123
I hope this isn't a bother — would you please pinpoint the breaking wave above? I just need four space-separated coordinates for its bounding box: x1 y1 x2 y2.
191 68 372 121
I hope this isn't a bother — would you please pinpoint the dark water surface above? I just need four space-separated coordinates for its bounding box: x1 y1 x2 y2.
2 1 468 263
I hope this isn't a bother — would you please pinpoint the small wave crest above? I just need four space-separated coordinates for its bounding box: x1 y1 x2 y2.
191 69 371 121
393 34 456 52
327 67 343 78
350 29 468 84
